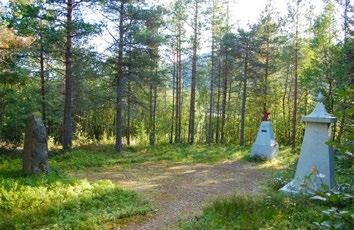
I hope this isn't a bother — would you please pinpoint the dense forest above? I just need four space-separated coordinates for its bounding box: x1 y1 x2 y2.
1 0 353 229
0 0 352 152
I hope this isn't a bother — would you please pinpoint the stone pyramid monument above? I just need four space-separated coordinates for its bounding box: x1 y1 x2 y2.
280 93 336 194
251 112 279 159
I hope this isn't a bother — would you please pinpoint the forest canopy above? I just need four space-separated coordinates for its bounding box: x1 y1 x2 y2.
0 0 352 152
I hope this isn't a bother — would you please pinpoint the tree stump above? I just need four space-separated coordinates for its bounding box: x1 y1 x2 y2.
23 114 49 175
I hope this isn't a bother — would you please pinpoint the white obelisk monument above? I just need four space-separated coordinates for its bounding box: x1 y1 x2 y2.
280 93 336 194
251 112 279 159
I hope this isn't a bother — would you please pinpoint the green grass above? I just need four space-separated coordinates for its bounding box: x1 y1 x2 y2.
176 193 323 230
174 147 354 230
0 152 153 229
2 144 351 229
51 144 251 171
0 144 250 229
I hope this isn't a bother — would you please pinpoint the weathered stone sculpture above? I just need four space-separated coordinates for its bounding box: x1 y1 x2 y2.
251 112 279 159
280 93 336 194
23 114 49 174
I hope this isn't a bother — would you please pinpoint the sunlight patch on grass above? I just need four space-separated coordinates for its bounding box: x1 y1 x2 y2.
249 147 298 170
0 174 152 229
175 193 322 230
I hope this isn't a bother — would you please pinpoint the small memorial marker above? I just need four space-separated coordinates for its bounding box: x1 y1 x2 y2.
251 111 279 159
23 114 49 175
280 93 336 194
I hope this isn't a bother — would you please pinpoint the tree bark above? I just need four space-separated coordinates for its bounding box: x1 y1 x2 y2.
263 42 269 112
39 34 46 124
220 54 228 143
291 1 299 151
207 4 215 144
337 0 350 143
188 0 198 144
175 24 182 143
115 1 125 152
63 0 73 151
240 49 248 146
127 79 131 146
215 58 222 143
170 60 176 144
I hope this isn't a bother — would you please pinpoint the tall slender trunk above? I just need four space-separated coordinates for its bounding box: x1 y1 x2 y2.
63 0 73 151
215 59 222 142
115 1 125 152
188 0 198 144
287 79 292 144
207 5 215 144
40 35 46 124
282 69 289 143
149 82 157 145
240 49 248 146
337 0 350 143
177 29 182 143
175 27 182 143
174 52 180 143
127 80 131 146
220 54 228 143
170 60 176 144
263 42 269 112
291 1 299 151
152 85 157 144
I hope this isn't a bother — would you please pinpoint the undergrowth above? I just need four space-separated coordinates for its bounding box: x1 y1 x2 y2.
0 153 152 229
176 147 354 230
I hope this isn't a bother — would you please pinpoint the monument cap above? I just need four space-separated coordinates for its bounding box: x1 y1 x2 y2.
302 93 336 123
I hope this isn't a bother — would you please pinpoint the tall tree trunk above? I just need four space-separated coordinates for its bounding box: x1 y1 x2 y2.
240 50 248 146
170 60 176 144
287 79 292 144
127 79 131 146
337 0 350 143
263 42 269 112
215 59 222 143
174 63 179 142
220 55 228 143
175 31 181 143
63 0 73 151
149 80 157 146
115 1 125 152
207 5 215 144
291 1 299 151
282 69 289 143
175 26 182 143
40 36 46 124
188 0 198 144
152 85 157 145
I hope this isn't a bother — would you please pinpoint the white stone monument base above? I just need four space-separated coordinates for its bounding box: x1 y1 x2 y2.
251 143 279 160
280 174 330 195
280 93 336 194
251 121 279 160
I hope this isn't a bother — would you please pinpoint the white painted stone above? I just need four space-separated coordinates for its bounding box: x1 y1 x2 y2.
280 93 336 194
251 121 279 159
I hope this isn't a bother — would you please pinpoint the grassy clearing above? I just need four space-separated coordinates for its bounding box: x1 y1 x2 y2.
176 193 323 229
175 147 354 230
0 144 250 229
51 144 251 171
0 152 153 229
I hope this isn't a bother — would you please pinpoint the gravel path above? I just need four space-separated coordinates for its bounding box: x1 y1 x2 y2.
78 160 272 230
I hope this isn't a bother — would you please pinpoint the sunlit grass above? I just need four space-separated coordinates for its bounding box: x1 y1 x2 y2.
51 144 252 172
175 193 323 230
0 144 297 229
174 146 353 230
0 153 152 229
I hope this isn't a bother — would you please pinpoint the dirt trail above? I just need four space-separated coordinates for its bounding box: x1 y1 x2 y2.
78 160 272 230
